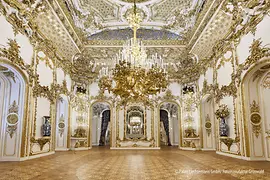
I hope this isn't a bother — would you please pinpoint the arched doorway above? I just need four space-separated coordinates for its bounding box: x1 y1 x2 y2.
159 102 180 147
0 63 27 161
242 59 270 161
91 102 111 147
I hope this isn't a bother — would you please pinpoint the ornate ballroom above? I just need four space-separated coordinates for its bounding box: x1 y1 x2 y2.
0 0 270 179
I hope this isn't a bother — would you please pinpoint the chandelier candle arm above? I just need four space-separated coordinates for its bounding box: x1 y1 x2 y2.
98 0 169 100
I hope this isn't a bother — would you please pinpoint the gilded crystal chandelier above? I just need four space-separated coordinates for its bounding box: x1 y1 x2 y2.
98 0 168 100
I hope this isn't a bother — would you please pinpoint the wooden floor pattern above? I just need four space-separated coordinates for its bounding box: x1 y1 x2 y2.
0 146 269 180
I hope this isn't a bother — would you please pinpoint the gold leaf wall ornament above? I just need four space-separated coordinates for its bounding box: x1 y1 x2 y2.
234 39 270 87
8 100 19 114
250 100 262 138
57 114 65 137
71 51 97 84
32 79 69 104
74 140 87 148
51 80 69 98
30 137 50 151
6 101 19 138
32 84 54 103
90 90 114 102
220 137 234 151
262 75 270 89
0 39 24 67
202 80 219 96
70 92 90 113
157 89 179 101
215 82 238 103
205 114 212 137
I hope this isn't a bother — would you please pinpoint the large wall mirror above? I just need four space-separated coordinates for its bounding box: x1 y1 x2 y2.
125 106 145 140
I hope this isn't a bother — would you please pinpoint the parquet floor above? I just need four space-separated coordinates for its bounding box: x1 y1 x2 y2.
0 146 269 180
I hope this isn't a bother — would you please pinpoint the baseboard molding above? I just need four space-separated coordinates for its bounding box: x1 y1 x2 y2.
216 151 268 161
55 148 69 151
27 151 55 160
216 151 244 159
110 147 160 150
179 147 200 151
201 148 216 151
244 156 267 161
0 157 21 161
69 147 92 151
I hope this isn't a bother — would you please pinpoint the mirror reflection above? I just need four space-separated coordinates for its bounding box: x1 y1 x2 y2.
126 106 144 139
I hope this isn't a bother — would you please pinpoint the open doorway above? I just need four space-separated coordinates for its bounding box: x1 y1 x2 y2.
160 102 180 147
91 102 111 147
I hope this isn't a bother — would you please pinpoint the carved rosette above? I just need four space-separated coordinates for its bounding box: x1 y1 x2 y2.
250 100 262 138
6 101 19 138
58 114 65 137
205 114 212 137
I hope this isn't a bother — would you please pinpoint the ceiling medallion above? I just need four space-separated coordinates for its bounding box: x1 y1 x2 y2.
98 0 168 100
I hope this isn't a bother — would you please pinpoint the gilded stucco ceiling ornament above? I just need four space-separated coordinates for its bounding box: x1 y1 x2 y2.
187 0 223 49
194 0 270 85
59 0 103 37
163 4 197 35
250 100 262 138
169 52 200 84
71 50 97 84
98 2 169 102
0 0 47 38
52 0 207 46
50 0 85 46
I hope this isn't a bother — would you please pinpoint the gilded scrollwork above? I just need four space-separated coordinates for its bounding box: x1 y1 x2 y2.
6 101 19 138
262 74 270 89
157 89 179 102
30 137 50 152
220 137 234 151
250 100 262 138
205 114 212 137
